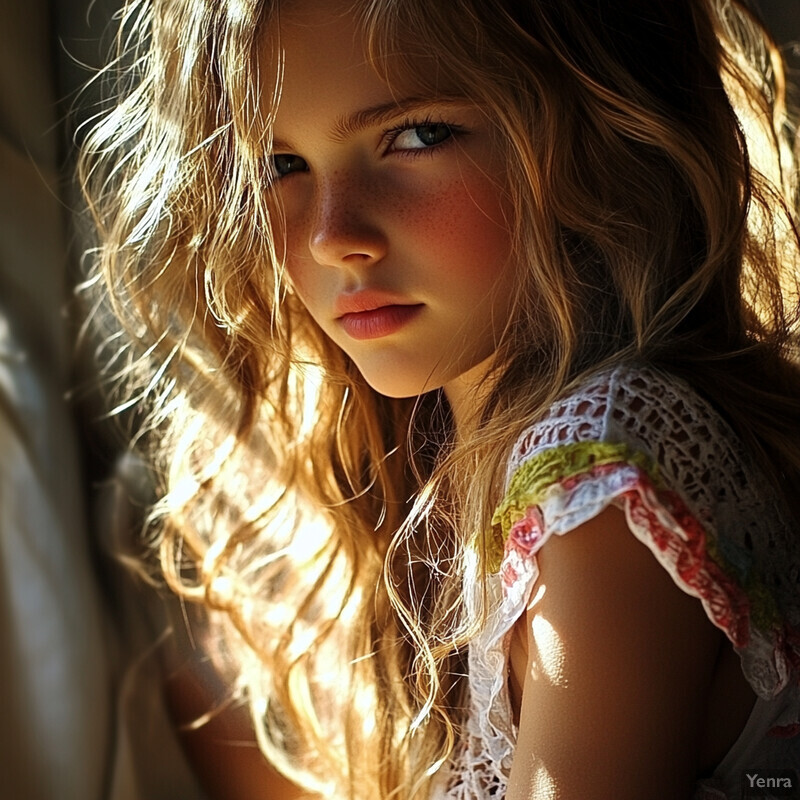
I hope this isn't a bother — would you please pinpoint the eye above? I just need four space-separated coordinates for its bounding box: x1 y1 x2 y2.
389 122 454 152
271 153 308 179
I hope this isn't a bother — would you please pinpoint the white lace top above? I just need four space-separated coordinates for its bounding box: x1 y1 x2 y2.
433 364 800 799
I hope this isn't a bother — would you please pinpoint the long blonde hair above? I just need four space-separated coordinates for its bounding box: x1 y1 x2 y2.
80 0 800 797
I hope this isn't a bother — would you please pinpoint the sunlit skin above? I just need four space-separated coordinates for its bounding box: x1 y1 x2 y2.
506 508 756 800
265 0 515 422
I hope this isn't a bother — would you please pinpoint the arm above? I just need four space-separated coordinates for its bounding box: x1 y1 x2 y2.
506 507 723 800
160 596 317 800
166 660 317 800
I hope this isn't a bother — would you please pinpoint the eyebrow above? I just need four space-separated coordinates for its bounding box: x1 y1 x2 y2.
270 96 468 151
331 96 467 141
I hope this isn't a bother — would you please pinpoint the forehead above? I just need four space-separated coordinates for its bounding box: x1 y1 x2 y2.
268 2 371 109
259 0 451 129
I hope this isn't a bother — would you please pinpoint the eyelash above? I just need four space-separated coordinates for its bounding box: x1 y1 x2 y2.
382 116 466 156
269 115 467 180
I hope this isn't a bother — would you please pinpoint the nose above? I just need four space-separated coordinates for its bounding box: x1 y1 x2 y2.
307 173 388 268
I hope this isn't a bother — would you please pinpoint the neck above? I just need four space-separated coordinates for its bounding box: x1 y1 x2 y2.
444 355 497 438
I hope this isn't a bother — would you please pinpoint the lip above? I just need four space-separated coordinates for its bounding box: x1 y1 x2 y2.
334 289 423 341
337 305 423 340
334 289 418 317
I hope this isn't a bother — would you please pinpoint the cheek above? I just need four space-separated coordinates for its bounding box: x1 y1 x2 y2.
277 219 321 316
283 258 326 324
274 214 319 307
395 173 512 283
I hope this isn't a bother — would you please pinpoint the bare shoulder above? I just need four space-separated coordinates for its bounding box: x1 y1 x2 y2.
506 507 723 800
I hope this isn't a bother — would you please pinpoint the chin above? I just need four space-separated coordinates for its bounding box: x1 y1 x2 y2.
358 367 444 400
365 378 438 400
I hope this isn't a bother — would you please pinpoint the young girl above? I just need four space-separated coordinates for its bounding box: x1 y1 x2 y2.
81 0 800 797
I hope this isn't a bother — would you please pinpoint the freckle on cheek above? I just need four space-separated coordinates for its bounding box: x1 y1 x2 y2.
398 184 466 238
398 180 508 277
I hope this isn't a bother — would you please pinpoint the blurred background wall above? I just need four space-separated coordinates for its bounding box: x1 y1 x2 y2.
0 1 204 798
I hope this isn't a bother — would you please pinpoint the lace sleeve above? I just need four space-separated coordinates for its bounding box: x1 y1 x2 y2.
436 364 800 800
493 364 800 697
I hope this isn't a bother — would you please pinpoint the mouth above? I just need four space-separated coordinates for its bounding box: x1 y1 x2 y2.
334 289 418 316
335 292 424 340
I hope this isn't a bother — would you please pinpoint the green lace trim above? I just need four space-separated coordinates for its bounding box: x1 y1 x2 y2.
487 440 781 634
484 442 656 572
492 441 658 537
705 534 781 630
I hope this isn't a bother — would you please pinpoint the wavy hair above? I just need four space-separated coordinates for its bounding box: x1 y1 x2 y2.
80 0 800 797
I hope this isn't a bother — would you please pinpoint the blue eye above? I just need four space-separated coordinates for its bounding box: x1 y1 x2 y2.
272 153 307 178
391 123 454 151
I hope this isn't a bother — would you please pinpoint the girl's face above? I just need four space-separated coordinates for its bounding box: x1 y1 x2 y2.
267 0 516 400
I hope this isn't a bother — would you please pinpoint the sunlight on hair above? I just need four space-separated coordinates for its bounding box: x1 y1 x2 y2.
719 19 800 318
169 470 202 511
353 682 379 738
297 362 325 437
126 156 180 246
225 0 255 26
722 32 792 193
288 620 318 661
252 695 268 719
169 413 237 508
207 573 236 606
261 594 296 630
286 512 331 564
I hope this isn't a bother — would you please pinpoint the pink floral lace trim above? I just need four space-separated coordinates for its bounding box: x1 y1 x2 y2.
502 461 752 646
